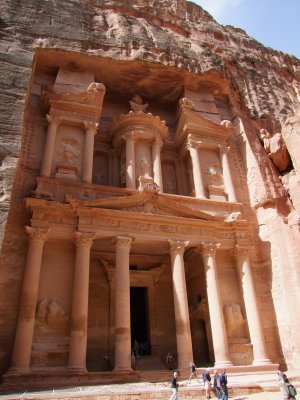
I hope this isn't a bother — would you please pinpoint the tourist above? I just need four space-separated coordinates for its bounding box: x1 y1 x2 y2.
131 349 136 370
278 371 297 399
166 352 174 370
219 370 228 400
169 371 179 400
213 369 222 399
133 339 139 358
202 368 212 400
188 361 200 384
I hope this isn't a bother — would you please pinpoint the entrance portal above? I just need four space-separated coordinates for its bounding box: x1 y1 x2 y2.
130 287 150 355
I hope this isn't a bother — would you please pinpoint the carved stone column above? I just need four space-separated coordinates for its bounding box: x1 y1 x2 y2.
125 136 136 189
152 139 163 191
10 227 49 373
112 151 120 187
219 146 237 202
169 240 193 369
68 232 95 371
235 246 272 365
201 242 232 367
114 236 132 371
187 142 206 199
40 114 61 177
82 122 98 184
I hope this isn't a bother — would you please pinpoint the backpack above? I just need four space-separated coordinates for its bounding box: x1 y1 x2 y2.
288 384 297 398
220 374 227 386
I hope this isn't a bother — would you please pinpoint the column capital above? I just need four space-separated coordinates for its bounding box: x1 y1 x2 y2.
201 242 220 257
152 136 163 148
46 113 62 127
169 240 189 256
122 132 136 142
218 145 230 154
115 236 133 250
186 137 201 151
25 226 49 243
234 245 252 259
84 121 99 134
74 232 95 248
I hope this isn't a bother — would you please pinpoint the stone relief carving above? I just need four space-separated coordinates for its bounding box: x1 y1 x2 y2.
205 163 224 186
129 94 148 113
225 211 242 222
58 137 79 166
224 303 247 341
138 176 160 193
138 156 152 178
36 298 68 335
258 129 291 172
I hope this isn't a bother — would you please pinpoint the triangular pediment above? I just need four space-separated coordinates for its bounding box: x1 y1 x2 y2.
175 104 234 147
66 192 222 221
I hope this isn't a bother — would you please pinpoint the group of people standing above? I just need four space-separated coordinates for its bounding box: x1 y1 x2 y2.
169 363 228 400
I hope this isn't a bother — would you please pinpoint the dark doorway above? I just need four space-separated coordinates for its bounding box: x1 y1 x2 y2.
130 287 150 355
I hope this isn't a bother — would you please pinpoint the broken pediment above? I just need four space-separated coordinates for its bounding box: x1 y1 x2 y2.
175 98 235 148
66 192 222 221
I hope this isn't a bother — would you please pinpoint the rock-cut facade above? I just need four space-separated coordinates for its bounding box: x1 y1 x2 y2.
0 0 300 387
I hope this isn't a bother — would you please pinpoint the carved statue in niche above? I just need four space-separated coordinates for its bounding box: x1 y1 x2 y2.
129 94 148 113
258 129 291 172
206 163 223 186
35 298 69 335
58 137 79 166
138 157 152 178
224 303 247 341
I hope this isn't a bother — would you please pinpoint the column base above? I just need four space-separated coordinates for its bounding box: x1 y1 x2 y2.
253 358 273 366
5 367 31 375
67 367 87 373
214 360 233 368
114 365 133 372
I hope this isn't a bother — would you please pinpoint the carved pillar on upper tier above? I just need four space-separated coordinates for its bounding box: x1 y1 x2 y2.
201 242 232 367
219 145 237 202
152 139 163 191
125 136 136 190
68 232 95 371
40 114 61 177
82 122 98 184
235 246 272 365
169 240 193 368
187 141 206 199
10 227 49 373
114 236 132 371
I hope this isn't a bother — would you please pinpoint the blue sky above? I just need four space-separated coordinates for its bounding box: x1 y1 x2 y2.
192 0 300 59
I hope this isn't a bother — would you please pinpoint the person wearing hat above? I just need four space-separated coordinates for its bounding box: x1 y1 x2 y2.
202 368 212 400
